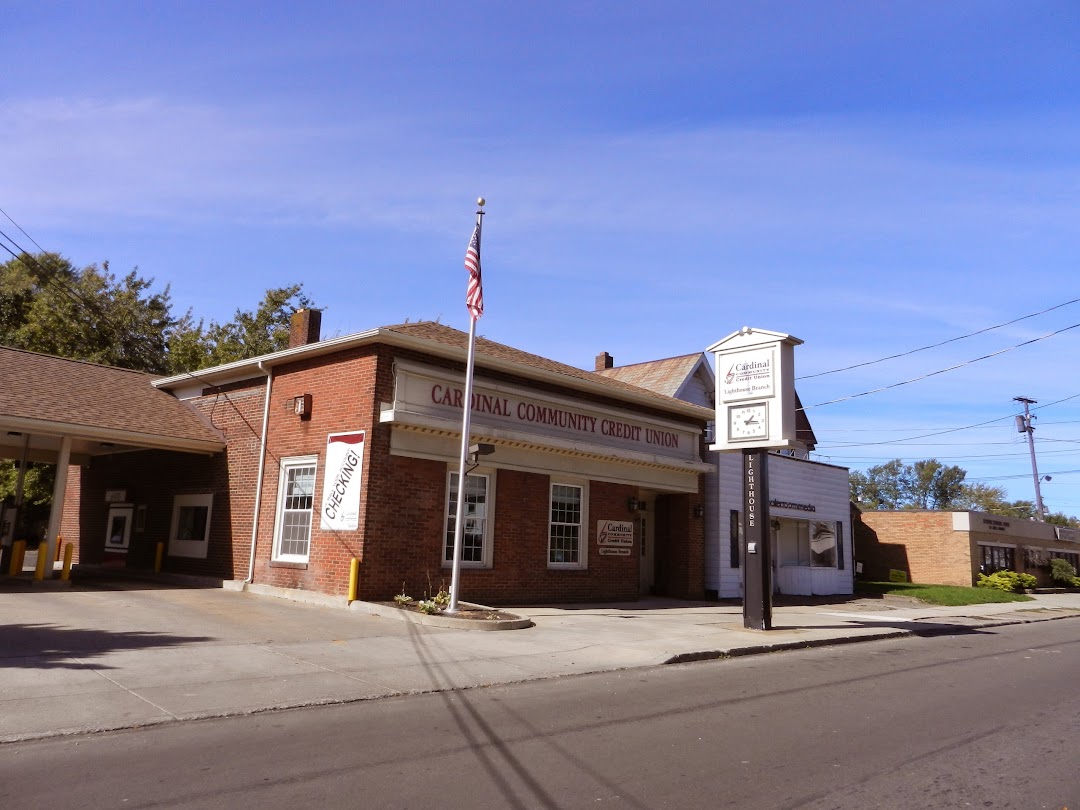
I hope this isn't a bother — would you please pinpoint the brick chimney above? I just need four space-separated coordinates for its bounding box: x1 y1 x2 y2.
595 351 614 371
289 308 322 348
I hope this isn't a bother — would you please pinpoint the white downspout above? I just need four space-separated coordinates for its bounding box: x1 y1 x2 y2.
245 361 273 583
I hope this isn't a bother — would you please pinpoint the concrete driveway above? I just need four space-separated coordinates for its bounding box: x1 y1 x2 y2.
3 572 1079 743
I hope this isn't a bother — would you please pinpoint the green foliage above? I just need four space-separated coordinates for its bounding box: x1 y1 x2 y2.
976 570 1035 593
1050 557 1077 585
0 252 316 375
851 459 1063 522
416 599 441 614
1046 512 1080 528
856 580 1032 605
168 285 314 372
0 253 177 372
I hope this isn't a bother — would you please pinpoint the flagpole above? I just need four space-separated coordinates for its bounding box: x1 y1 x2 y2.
447 199 485 613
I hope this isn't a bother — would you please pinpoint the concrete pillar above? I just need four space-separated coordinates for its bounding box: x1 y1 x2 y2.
43 435 72 579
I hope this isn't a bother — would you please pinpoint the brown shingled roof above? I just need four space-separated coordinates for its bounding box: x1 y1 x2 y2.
0 346 224 453
383 322 710 417
595 353 705 398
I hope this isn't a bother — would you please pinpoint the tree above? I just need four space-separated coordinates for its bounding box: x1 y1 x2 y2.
0 253 177 373
1 252 316 375
850 458 1046 518
166 284 313 372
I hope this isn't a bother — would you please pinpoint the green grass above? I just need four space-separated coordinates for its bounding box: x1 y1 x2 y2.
855 580 1034 606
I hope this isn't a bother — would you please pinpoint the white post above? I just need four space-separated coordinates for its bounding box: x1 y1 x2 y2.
43 435 73 578
447 316 478 613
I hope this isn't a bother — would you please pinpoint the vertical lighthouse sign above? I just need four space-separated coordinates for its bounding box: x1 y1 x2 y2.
706 327 803 631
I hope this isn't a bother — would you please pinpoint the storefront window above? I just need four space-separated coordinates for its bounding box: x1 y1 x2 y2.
273 458 317 562
445 471 490 566
979 544 1015 573
774 518 838 569
1050 550 1079 571
549 482 585 568
810 521 836 568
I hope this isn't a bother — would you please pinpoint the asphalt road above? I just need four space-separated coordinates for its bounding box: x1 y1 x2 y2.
2 618 1078 809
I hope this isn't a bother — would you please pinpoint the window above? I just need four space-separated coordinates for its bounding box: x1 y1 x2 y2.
777 519 810 567
273 457 317 562
549 482 586 568
168 494 213 559
444 470 493 567
774 518 838 569
729 510 741 568
810 521 836 568
1051 550 1080 571
980 544 1015 573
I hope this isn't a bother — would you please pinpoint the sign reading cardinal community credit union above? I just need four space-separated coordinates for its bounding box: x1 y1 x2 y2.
320 431 366 531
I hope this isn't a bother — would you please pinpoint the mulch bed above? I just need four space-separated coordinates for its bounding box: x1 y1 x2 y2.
376 601 522 621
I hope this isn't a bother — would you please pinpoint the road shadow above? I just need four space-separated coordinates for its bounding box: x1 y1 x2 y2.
0 623 214 670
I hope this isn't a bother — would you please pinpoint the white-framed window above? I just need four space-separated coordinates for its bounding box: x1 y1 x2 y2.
273 456 318 563
168 493 213 559
549 480 588 569
444 468 494 568
774 518 838 569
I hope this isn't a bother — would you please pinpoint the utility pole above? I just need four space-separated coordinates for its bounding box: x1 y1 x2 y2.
1014 396 1047 521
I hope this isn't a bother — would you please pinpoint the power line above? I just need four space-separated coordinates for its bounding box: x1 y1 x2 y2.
803 323 1080 409
797 297 1080 380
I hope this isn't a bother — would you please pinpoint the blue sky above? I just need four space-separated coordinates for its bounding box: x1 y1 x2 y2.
5 2 1080 514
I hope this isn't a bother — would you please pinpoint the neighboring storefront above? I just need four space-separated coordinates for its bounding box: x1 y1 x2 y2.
595 351 854 598
854 509 1080 587
60 315 714 604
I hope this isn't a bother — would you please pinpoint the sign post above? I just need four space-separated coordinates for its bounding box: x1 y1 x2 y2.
707 327 803 631
742 449 772 630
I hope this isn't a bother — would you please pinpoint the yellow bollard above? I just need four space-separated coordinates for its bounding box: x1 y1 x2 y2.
60 543 74 581
56 536 64 561
33 542 49 581
154 542 164 574
10 540 26 576
348 557 360 602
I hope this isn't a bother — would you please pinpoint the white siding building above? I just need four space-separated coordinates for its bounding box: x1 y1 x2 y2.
596 350 853 598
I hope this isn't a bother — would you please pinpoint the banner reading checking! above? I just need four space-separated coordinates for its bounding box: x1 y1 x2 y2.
320 431 366 531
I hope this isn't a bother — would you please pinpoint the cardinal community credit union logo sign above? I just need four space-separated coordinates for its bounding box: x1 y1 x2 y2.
720 347 775 401
320 431 366 531
597 519 634 556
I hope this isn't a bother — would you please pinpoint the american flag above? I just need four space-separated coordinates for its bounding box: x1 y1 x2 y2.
465 221 483 320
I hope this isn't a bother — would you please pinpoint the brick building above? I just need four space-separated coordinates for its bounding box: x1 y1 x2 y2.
854 509 1080 587
50 315 714 604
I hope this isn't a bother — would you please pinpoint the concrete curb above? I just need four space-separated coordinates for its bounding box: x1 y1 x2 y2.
352 599 534 630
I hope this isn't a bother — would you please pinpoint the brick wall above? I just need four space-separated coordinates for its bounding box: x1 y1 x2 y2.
855 511 970 586
75 341 708 605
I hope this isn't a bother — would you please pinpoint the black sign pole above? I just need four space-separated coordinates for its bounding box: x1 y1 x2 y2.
742 449 773 630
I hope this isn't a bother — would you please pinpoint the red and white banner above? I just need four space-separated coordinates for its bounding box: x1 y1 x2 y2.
320 431 365 531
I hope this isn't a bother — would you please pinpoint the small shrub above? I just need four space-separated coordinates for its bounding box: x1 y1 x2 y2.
1017 572 1037 590
416 599 442 615
433 588 451 607
977 570 1030 593
393 593 413 606
1072 576 1080 589
1050 557 1077 585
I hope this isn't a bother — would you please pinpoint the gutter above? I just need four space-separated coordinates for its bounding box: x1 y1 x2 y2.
246 360 273 584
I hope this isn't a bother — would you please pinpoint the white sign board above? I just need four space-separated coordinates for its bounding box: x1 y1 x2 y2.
320 431 365 531
707 327 803 453
597 519 634 547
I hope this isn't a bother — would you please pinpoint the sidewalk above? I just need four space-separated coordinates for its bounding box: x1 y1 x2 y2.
2 575 1079 744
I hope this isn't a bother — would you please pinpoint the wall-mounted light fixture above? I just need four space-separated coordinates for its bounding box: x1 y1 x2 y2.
628 497 646 512
693 504 705 518
467 443 495 466
292 393 313 420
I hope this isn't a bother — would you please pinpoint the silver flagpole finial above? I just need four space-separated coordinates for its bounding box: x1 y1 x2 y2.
476 197 486 209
